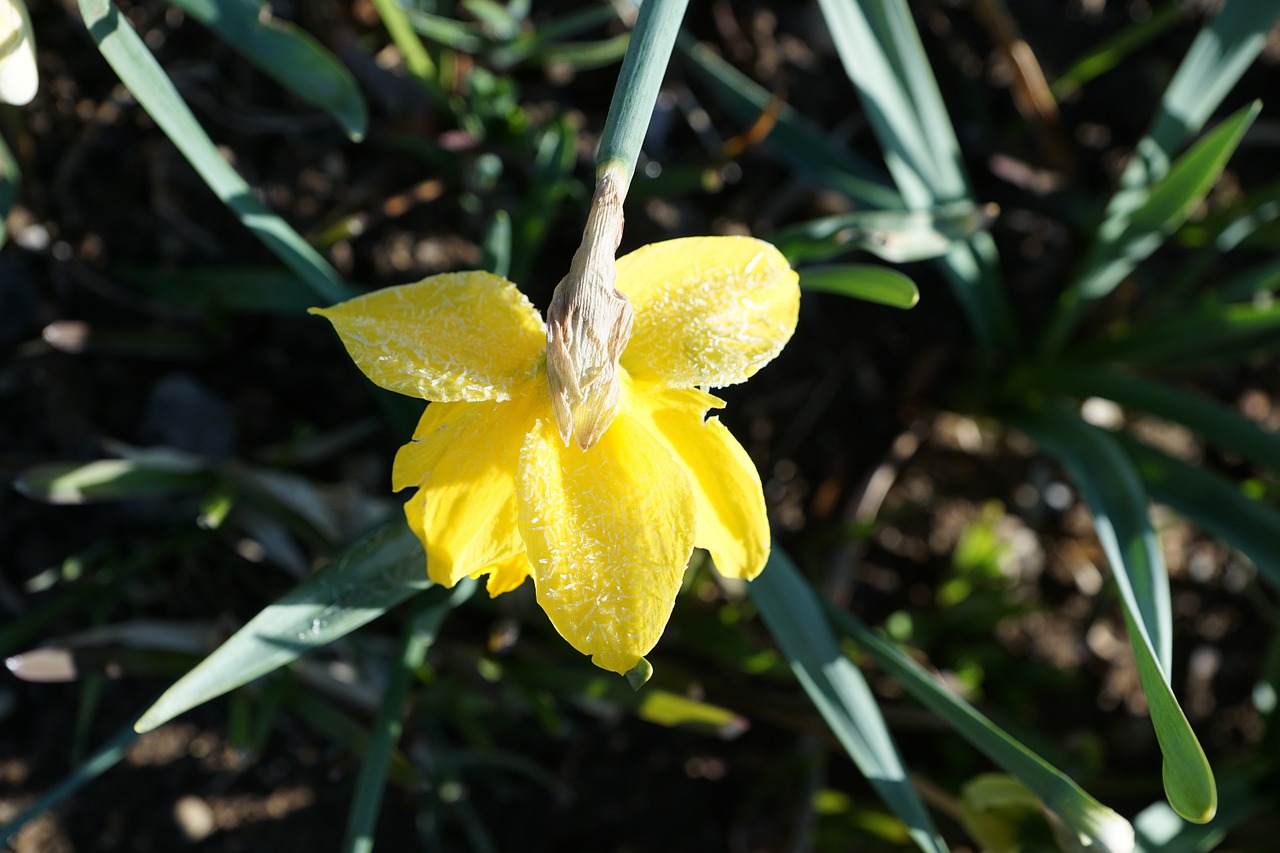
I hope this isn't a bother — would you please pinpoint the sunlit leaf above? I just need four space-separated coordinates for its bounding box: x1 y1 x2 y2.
1010 405 1216 823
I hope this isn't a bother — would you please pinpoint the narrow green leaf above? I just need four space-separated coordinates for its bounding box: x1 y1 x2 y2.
1051 4 1181 100
134 518 430 733
752 550 947 853
481 210 512 278
1121 0 1280 194
341 580 475 853
811 0 1015 355
815 0 966 205
1072 300 1280 366
680 36 901 210
490 5 617 69
371 0 438 85
1035 364 1280 474
1134 766 1273 852
825 606 1135 851
166 0 367 141
1117 435 1280 590
15 458 210 505
800 265 919 309
1218 255 1280 303
510 114 577 283
1046 103 1259 353
78 0 352 304
1130 103 1260 237
121 266 321 314
402 8 488 53
774 203 994 265
0 131 18 249
1009 405 1216 823
0 722 139 845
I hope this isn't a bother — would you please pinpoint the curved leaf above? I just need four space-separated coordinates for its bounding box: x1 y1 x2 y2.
167 0 367 141
800 264 919 309
1036 364 1280 473
78 0 352 304
135 518 430 733
753 549 947 853
826 606 1135 852
1117 435 1280 589
1009 404 1216 823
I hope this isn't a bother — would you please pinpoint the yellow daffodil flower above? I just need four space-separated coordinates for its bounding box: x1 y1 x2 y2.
1 0 37 106
312 236 799 675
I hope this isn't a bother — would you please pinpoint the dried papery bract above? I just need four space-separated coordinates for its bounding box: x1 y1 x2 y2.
545 166 634 449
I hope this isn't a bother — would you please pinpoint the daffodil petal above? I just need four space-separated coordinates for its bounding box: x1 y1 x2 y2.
477 552 531 597
516 412 696 674
310 272 546 402
616 236 799 388
631 383 770 580
398 394 538 589
0 0 38 106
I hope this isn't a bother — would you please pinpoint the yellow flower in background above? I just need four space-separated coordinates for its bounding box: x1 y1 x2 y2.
1 0 37 106
312 237 799 675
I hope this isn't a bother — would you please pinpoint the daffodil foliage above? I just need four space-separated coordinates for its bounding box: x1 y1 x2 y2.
313 237 799 674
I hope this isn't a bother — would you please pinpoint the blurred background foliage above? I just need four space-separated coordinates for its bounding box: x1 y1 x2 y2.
2 0 1280 850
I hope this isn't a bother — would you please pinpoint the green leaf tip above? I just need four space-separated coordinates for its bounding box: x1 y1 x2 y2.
625 657 653 690
1165 759 1218 824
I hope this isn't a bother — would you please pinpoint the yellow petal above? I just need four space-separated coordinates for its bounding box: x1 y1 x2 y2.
398 393 538 589
630 382 770 580
0 0 38 106
516 411 696 674
477 552 531 597
310 272 546 402
616 237 799 388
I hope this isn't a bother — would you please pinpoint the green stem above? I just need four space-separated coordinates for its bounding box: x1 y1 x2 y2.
596 0 690 188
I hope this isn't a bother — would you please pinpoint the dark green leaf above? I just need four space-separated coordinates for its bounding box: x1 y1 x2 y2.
752 550 947 853
135 518 430 733
166 0 367 141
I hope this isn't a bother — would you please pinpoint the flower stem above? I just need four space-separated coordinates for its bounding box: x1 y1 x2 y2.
545 0 688 451
596 0 690 189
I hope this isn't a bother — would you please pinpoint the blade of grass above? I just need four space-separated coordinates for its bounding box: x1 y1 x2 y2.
1034 364 1280 473
1117 435 1280 590
1044 102 1259 353
78 0 352 305
165 0 367 141
800 265 919 309
752 549 947 853
1009 404 1216 823
825 606 1134 852
341 579 476 853
134 518 430 733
